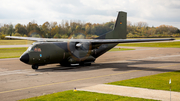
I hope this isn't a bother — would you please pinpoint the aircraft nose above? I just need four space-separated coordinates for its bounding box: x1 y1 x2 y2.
20 53 29 63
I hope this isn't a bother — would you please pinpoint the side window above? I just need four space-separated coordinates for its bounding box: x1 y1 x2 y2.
37 48 41 52
33 47 42 52
34 47 38 51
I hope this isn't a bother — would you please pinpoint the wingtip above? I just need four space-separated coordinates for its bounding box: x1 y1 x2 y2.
5 36 11 38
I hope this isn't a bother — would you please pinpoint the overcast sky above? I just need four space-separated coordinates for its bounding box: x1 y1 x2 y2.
0 0 180 28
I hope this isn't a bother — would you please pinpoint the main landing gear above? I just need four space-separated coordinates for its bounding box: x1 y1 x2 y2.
60 62 71 67
79 62 91 66
32 65 39 70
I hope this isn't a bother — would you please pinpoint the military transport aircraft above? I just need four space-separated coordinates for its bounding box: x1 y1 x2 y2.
6 11 174 69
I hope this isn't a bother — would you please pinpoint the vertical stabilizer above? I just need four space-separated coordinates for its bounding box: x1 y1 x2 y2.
96 11 127 39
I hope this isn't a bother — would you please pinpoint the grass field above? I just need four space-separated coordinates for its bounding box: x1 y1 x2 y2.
127 38 180 40
118 41 180 48
175 38 180 40
19 90 157 101
108 71 180 92
0 40 34 45
0 47 27 59
109 48 135 51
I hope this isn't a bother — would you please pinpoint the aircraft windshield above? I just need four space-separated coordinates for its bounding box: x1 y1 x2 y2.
33 47 41 52
27 45 41 52
27 46 32 51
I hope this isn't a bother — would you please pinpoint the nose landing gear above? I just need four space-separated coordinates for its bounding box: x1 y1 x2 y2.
32 65 39 70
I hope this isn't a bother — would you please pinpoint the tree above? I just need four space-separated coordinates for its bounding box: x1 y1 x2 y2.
15 23 27 35
65 20 69 28
67 27 72 35
85 23 91 34
42 21 50 38
75 25 81 31
135 22 148 28
51 26 59 37
8 24 14 36
1 24 9 35
50 22 57 29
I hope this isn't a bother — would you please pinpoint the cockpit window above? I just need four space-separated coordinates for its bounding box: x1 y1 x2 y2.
33 47 41 52
27 45 41 52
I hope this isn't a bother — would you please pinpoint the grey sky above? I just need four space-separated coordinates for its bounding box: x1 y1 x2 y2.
0 0 180 28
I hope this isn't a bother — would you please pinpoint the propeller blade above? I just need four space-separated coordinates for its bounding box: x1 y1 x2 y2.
76 43 82 48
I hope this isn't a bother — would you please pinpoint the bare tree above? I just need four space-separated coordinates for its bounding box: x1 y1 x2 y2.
135 21 148 27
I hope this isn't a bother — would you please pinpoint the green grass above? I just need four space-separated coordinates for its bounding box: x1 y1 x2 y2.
127 38 180 40
117 41 180 48
19 90 158 101
175 38 180 40
0 40 34 45
0 47 27 59
109 48 135 51
108 71 180 92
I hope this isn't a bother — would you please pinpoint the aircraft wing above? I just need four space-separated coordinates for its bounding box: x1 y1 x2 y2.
5 36 69 42
5 36 174 44
74 38 174 48
89 38 175 44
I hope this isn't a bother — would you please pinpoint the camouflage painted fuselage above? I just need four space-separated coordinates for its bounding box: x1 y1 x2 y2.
25 42 117 66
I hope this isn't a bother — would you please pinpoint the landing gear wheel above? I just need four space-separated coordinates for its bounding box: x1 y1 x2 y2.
86 63 91 66
60 62 71 67
79 62 84 66
32 65 39 70
79 62 91 66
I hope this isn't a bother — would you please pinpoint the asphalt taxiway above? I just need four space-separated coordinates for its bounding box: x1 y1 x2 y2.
0 45 30 48
0 47 180 101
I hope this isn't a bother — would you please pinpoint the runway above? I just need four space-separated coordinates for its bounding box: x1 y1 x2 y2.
0 47 180 101
0 45 30 48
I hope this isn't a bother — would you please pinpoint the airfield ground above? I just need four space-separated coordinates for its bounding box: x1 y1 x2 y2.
0 45 180 101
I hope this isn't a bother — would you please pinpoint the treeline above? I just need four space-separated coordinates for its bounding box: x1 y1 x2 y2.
0 20 180 39
127 21 180 38
0 20 114 39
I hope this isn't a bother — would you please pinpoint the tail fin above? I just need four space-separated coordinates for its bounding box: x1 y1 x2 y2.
96 11 127 39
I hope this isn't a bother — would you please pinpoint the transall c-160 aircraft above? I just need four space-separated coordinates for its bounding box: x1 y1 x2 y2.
6 11 174 69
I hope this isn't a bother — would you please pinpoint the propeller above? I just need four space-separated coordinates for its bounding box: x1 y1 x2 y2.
67 31 93 63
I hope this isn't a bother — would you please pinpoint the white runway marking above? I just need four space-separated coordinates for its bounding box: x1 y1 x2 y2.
0 58 19 61
0 69 42 76
0 45 30 48
135 55 180 61
99 54 180 64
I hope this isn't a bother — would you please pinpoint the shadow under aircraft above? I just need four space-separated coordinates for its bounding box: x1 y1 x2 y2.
6 11 174 69
35 60 180 73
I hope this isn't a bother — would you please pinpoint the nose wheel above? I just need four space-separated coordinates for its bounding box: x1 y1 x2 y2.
32 65 39 70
